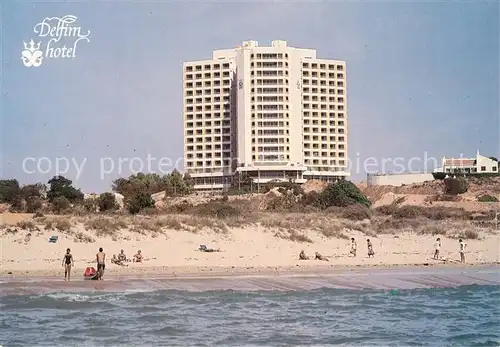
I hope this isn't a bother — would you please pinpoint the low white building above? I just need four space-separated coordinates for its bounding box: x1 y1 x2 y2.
434 150 498 174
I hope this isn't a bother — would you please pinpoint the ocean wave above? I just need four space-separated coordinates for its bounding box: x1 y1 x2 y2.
1 284 499 346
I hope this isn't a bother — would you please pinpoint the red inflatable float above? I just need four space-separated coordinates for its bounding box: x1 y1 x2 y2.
83 266 98 280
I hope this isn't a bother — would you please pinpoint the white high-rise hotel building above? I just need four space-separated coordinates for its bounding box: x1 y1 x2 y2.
183 40 349 190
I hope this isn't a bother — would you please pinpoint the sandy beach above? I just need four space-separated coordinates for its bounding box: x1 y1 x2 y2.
1 218 499 280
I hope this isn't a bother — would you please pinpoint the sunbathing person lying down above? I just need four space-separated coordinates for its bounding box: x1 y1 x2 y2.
199 245 221 252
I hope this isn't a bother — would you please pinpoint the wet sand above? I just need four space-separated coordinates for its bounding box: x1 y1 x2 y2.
1 265 498 296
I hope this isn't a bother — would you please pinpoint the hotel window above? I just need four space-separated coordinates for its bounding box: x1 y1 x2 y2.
481 166 486 171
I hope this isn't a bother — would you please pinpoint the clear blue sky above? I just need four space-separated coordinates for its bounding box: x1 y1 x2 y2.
1 1 498 193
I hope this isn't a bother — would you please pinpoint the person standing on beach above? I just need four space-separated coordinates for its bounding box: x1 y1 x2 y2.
62 248 74 281
96 247 106 280
459 239 466 263
433 238 441 260
367 239 375 258
349 238 357 257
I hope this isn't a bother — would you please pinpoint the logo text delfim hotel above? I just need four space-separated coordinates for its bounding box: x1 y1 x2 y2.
21 15 90 67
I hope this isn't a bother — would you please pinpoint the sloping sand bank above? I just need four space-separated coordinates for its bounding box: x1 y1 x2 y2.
1 266 498 295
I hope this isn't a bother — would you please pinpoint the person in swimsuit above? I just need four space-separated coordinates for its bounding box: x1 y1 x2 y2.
118 249 127 262
62 248 74 281
314 252 329 261
367 239 375 258
299 250 309 260
96 247 106 280
349 238 357 257
433 238 441 260
459 239 466 263
133 250 143 262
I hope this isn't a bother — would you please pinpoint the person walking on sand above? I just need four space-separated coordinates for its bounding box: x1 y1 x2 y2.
96 247 106 280
459 239 466 263
62 248 74 281
349 238 357 257
433 238 441 260
367 239 375 258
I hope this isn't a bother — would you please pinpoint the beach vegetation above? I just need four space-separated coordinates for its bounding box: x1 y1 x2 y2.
83 197 99 213
443 177 468 195
432 172 446 180
274 228 313 243
477 194 498 202
25 197 43 213
164 170 193 197
47 176 84 203
127 191 155 214
16 220 38 231
113 171 193 200
450 229 480 240
341 204 372 220
0 179 21 203
21 183 46 199
318 180 371 208
8 196 25 212
52 196 71 214
54 218 72 232
98 192 118 211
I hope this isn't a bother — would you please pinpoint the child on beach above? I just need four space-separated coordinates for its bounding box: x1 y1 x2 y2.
62 248 74 281
433 238 441 260
459 239 466 263
367 239 375 258
349 238 357 257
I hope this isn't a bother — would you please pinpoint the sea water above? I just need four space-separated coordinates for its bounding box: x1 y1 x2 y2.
1 284 499 346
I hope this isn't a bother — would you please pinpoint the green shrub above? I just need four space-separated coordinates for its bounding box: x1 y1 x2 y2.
127 191 155 214
0 179 21 203
26 197 43 213
301 191 321 206
444 177 468 195
52 196 70 213
98 192 117 211
8 195 24 212
477 194 499 202
318 181 371 208
83 198 98 213
266 194 300 212
192 200 242 219
47 176 84 202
